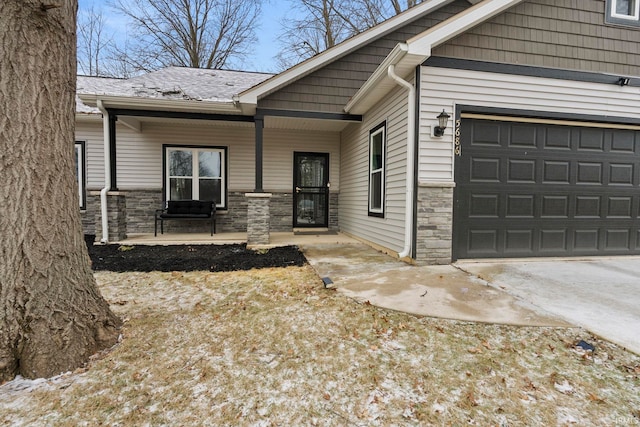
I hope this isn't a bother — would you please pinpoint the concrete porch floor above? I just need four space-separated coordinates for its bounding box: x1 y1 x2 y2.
115 231 360 247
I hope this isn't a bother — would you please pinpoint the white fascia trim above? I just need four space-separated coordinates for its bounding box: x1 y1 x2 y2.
79 94 243 115
407 0 525 55
345 0 525 114
344 44 411 112
238 0 455 105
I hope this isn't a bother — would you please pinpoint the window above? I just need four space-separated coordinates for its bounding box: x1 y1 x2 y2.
607 0 640 26
75 141 86 209
368 122 386 217
164 146 226 208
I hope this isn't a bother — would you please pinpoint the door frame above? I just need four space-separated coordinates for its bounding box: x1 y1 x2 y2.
293 152 330 228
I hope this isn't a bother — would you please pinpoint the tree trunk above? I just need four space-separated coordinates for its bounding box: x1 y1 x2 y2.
0 0 121 382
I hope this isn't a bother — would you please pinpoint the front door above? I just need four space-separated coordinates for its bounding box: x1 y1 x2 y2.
293 152 329 228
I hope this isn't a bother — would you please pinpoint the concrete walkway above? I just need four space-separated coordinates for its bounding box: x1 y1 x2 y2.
301 243 571 327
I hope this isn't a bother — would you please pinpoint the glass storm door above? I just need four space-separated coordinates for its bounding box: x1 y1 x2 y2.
293 152 329 227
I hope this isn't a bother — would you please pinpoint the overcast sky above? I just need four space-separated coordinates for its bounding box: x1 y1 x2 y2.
78 0 291 73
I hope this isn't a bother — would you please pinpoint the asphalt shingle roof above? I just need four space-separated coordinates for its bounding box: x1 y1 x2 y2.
76 67 274 114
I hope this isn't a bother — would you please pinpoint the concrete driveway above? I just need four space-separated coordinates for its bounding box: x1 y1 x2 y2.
459 258 640 355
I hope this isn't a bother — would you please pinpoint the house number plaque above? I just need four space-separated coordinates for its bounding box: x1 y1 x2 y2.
454 118 462 156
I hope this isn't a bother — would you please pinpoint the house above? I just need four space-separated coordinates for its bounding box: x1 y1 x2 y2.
76 0 640 264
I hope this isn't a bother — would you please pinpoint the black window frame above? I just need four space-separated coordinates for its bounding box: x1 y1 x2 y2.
75 141 86 209
368 121 386 218
162 144 228 209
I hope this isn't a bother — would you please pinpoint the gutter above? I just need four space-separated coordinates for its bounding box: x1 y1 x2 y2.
387 65 416 260
97 100 111 244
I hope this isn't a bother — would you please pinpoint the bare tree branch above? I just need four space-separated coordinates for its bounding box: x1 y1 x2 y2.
110 0 261 72
77 6 114 76
276 0 424 70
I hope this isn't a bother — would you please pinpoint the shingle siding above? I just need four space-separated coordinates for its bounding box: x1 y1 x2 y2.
259 0 470 113
434 0 640 76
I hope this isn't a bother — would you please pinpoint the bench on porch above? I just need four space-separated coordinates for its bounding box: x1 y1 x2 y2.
154 200 216 236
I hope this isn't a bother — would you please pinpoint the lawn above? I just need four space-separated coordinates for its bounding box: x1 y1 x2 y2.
1 266 639 426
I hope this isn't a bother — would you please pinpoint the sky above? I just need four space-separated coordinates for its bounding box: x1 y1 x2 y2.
78 0 292 73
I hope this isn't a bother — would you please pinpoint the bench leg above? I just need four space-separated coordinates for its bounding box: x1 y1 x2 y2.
154 217 157 237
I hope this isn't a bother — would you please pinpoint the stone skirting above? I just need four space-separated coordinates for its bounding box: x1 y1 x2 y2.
414 183 455 265
81 189 340 239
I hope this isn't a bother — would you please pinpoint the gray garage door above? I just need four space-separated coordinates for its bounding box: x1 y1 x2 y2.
453 116 640 260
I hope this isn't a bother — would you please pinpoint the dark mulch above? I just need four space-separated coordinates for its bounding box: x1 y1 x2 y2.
85 235 307 272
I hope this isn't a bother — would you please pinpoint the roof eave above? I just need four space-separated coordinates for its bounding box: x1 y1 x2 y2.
78 94 244 115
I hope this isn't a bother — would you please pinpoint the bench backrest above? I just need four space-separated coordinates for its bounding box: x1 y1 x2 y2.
166 200 214 215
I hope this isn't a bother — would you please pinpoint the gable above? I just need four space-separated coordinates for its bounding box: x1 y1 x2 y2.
433 0 640 75
258 0 471 113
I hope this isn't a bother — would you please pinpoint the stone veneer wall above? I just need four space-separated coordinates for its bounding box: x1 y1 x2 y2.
414 183 455 265
79 189 341 237
92 193 127 241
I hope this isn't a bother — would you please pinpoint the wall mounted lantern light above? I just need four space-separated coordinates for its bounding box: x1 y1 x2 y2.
433 110 450 137
618 77 630 86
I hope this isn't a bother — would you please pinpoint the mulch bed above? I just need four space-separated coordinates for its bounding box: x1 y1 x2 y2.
85 235 307 272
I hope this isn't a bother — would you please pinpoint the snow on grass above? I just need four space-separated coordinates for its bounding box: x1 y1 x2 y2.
1 266 639 426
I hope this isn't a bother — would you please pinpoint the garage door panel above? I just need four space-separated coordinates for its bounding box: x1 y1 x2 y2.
611 131 636 152
543 160 571 183
505 230 534 252
577 162 603 184
578 128 605 151
506 195 535 217
454 118 640 259
468 194 499 217
574 229 599 251
470 158 501 181
607 197 633 218
509 124 537 147
539 229 568 252
541 195 569 217
609 163 634 185
508 159 536 182
544 127 572 149
468 230 498 254
605 230 631 250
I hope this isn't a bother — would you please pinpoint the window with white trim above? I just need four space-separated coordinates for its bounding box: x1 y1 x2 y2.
368 122 386 217
74 141 86 209
607 0 640 26
164 146 226 208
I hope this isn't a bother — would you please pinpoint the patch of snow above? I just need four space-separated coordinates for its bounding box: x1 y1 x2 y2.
554 380 575 395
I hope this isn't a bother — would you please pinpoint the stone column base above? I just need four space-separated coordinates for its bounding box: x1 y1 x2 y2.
92 191 127 242
246 193 272 246
415 182 455 265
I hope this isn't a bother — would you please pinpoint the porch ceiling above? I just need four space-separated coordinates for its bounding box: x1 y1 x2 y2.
265 115 353 132
114 112 353 132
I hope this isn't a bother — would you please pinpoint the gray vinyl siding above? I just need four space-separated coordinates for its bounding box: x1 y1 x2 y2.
433 0 640 75
75 120 105 189
258 0 469 113
79 120 340 193
340 81 410 253
418 66 640 182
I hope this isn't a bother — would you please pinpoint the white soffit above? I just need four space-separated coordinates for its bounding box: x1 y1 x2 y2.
345 0 526 114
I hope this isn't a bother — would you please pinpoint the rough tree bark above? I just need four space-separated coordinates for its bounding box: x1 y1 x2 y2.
0 0 121 382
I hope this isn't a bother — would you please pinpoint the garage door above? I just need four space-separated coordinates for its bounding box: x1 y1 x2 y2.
453 115 640 259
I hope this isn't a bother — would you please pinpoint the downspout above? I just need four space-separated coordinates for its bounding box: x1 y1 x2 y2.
97 100 111 244
387 65 415 259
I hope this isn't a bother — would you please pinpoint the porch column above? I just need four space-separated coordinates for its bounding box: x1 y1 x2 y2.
92 191 127 241
246 192 271 246
254 116 264 192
